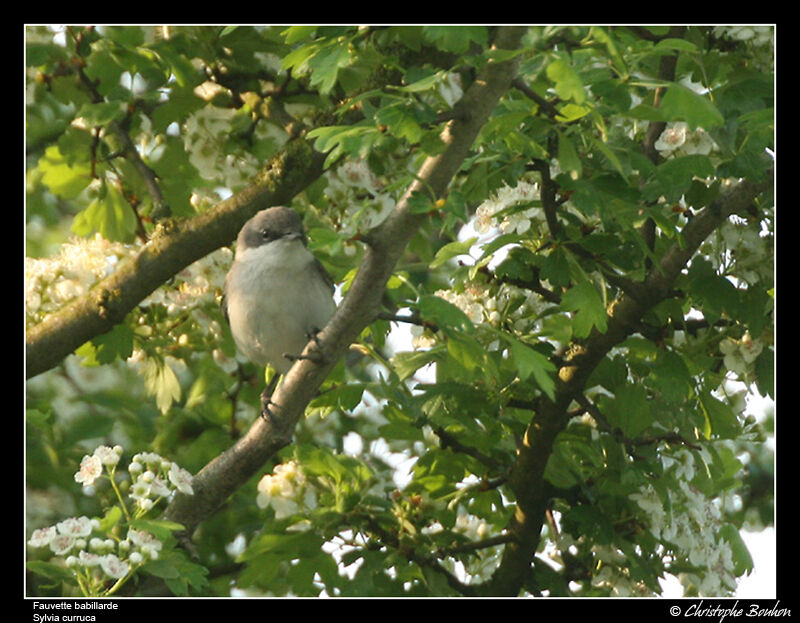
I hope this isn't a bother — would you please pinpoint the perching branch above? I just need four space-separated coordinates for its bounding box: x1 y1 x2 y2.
162 24 530 538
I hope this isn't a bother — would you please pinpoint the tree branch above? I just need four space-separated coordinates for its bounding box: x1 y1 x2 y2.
479 172 772 596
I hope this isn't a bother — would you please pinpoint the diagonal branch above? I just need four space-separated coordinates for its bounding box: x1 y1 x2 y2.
162 25 530 537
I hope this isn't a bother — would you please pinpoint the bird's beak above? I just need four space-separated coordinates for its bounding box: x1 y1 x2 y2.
286 231 307 245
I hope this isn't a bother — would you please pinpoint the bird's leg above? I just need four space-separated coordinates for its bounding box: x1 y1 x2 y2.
259 373 280 422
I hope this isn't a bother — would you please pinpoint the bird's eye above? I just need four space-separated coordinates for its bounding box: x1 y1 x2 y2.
260 229 279 241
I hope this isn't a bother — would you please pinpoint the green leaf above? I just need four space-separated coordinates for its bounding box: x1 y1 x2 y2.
37 145 92 199
282 43 318 73
446 334 486 372
296 445 372 492
653 154 715 203
26 560 77 584
394 69 447 93
540 246 571 288
143 357 182 415
77 324 135 365
142 550 208 596
306 124 378 168
699 392 740 439
556 130 582 179
418 294 475 337
391 347 444 382
309 383 365 411
407 190 435 214
71 184 138 242
422 26 488 54
507 338 556 400
130 518 186 539
607 383 651 438
590 137 629 182
153 44 203 89
546 58 586 104
282 26 317 44
653 38 699 54
555 103 592 123
649 350 692 403
75 101 126 126
430 237 477 269
375 100 424 144
96 505 124 533
560 280 607 338
719 524 754 576
282 38 354 95
659 83 724 130
754 348 774 399
686 258 739 320
308 41 353 94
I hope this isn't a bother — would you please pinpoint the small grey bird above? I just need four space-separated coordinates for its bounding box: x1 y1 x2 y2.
223 207 336 388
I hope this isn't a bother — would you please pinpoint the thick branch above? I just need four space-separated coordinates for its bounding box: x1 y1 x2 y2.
480 173 771 596
163 25 529 537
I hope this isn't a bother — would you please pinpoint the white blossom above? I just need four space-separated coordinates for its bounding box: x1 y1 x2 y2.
99 553 131 579
168 463 194 495
28 526 57 548
25 234 136 328
56 516 94 539
74 454 103 487
655 122 718 156
256 461 316 519
127 528 163 559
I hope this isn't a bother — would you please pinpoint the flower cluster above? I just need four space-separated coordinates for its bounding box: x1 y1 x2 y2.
629 450 739 596
474 180 541 236
28 518 164 592
323 159 396 236
128 451 194 512
412 179 555 348
589 544 654 597
74 444 124 487
714 25 773 47
453 511 489 541
256 461 317 520
720 331 764 381
71 445 194 514
712 218 773 287
435 284 489 325
713 26 774 71
654 122 718 157
140 247 231 318
27 444 193 596
550 529 654 596
25 234 137 328
182 105 271 189
415 281 549 352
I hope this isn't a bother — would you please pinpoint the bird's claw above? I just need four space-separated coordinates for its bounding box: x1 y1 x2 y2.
259 375 279 423
282 329 326 367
